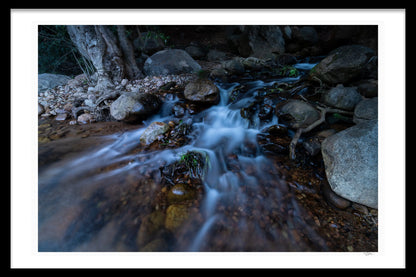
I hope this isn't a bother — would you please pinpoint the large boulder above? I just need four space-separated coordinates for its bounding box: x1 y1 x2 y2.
110 92 161 122
321 119 378 209
309 45 376 84
38 73 71 94
228 26 285 59
184 78 220 104
143 49 201 76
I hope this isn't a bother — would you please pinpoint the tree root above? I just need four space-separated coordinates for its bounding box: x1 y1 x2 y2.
71 90 121 119
94 90 121 107
289 105 353 160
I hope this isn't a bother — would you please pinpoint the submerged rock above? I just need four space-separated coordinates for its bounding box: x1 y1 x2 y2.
321 119 378 209
165 204 190 232
167 184 197 204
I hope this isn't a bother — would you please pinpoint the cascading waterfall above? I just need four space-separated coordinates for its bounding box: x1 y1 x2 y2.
38 61 327 252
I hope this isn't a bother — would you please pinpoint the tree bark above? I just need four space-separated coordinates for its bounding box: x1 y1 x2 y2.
117 25 143 79
67 25 143 90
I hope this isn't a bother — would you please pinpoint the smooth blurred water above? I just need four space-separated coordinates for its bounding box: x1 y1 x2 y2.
38 62 326 252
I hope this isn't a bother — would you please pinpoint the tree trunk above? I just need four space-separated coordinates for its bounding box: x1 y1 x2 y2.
117 25 144 79
67 25 143 90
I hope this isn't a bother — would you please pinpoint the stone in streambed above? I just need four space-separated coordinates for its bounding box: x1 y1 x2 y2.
167 184 197 204
140 121 170 146
277 100 320 129
321 119 378 209
165 204 190 232
184 78 220 104
136 210 165 247
321 84 362 111
353 97 378 124
110 92 161 123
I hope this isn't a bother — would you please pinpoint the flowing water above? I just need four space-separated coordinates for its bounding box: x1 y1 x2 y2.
38 62 335 252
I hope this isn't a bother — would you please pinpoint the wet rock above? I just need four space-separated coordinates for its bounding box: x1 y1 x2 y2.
258 104 274 121
140 121 170 146
167 120 193 147
277 100 320 129
321 119 378 209
165 204 190 232
321 84 363 111
309 44 376 84
353 97 378 124
167 184 197 204
172 103 186 117
110 92 161 123
143 49 201 76
184 78 220 104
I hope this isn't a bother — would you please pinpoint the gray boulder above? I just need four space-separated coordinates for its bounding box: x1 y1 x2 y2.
38 73 71 94
246 26 285 59
321 84 363 111
353 97 378 124
277 100 320 129
110 92 161 122
143 49 201 76
229 26 285 59
321 119 378 209
310 45 376 84
184 78 220 104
